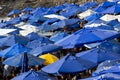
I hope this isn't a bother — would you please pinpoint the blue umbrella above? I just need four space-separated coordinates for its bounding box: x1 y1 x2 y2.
93 5 107 12
0 35 30 47
11 70 55 80
76 48 120 64
25 32 42 41
84 13 103 21
29 44 62 56
99 40 120 54
99 1 116 8
107 19 119 27
0 43 30 58
42 53 97 74
55 28 119 49
101 4 120 14
92 65 120 77
50 32 69 42
3 52 44 67
7 17 22 25
7 9 21 16
39 24 57 32
80 73 120 80
26 38 53 49
22 7 33 12
113 23 120 31
20 14 32 20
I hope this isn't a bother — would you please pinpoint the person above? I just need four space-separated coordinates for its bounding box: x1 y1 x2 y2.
3 65 12 80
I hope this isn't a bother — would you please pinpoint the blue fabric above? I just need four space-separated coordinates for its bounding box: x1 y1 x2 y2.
96 59 120 70
85 19 107 26
113 23 120 31
76 48 120 63
92 25 114 30
107 19 119 27
99 40 120 54
11 70 55 80
84 13 103 21
25 32 41 41
81 73 120 80
22 7 33 12
39 24 57 32
0 35 30 47
100 1 116 8
8 17 22 25
7 9 21 16
55 28 119 49
42 54 97 74
3 53 44 67
101 4 120 14
20 14 32 20
93 6 107 12
0 44 30 58
92 65 120 76
26 38 53 49
29 44 62 56
50 32 69 42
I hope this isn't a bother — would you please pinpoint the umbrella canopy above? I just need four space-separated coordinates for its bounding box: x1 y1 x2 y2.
113 23 120 31
84 13 103 21
26 37 54 49
11 70 55 80
29 44 62 56
101 4 120 14
96 59 120 71
42 54 97 74
55 28 119 49
20 14 32 20
0 43 30 58
0 29 17 35
44 14 67 20
39 53 59 65
99 40 120 54
76 48 120 64
100 14 117 22
3 53 45 67
92 65 120 76
100 1 116 8
78 9 96 19
0 35 30 47
7 9 21 16
80 73 120 80
25 32 42 41
50 32 69 42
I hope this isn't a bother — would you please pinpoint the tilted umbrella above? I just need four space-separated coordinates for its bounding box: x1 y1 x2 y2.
0 43 30 58
80 73 120 80
55 28 119 49
29 44 62 56
42 53 97 74
3 52 45 67
76 48 120 64
11 70 55 80
7 9 21 16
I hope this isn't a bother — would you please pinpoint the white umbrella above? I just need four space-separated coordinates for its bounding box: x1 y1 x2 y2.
0 29 17 35
44 14 67 20
100 14 117 22
19 24 39 36
77 9 96 19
